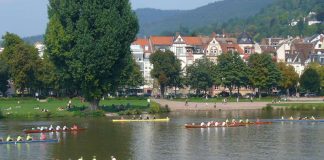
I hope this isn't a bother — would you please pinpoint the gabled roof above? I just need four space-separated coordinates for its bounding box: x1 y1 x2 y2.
133 38 149 47
237 32 254 44
183 37 203 46
150 36 173 45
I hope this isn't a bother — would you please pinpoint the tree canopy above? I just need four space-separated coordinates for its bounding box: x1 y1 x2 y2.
277 62 299 96
45 0 139 110
150 50 182 98
186 57 216 94
300 67 321 93
248 53 281 97
217 52 249 94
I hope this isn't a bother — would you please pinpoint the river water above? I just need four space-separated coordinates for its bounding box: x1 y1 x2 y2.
1 109 324 160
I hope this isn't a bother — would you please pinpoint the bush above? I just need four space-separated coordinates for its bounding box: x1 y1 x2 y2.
73 110 105 117
118 109 142 115
148 102 170 114
262 104 273 111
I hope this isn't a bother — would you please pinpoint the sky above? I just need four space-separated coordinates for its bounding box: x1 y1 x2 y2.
0 0 218 37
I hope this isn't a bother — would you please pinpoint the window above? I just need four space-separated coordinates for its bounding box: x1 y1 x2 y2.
321 58 324 64
319 44 322 48
176 47 184 56
145 45 149 51
160 48 165 52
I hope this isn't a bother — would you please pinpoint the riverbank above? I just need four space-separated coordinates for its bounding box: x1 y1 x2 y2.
153 98 324 111
0 97 148 118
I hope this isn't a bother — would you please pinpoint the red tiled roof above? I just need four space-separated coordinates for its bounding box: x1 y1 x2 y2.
133 38 149 47
220 44 244 54
183 37 203 45
150 36 173 45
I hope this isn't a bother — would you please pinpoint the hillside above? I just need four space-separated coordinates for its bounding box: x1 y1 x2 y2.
194 0 324 41
22 35 44 45
135 0 275 36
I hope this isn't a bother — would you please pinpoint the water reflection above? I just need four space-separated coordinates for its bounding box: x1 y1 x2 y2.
0 110 324 159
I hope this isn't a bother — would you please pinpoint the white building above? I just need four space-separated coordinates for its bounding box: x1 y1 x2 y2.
34 42 45 58
0 47 4 53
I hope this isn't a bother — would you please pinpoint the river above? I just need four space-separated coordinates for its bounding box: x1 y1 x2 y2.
1 109 324 160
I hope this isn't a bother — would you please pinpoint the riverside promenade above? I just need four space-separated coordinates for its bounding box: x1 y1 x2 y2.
153 98 324 111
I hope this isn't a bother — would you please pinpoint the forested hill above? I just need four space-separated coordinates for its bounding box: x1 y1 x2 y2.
135 0 275 36
22 35 44 45
194 0 324 41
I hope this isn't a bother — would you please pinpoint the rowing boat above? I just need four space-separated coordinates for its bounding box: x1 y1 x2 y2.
24 128 86 134
185 124 242 128
0 139 59 145
272 119 324 122
242 122 272 125
112 117 170 122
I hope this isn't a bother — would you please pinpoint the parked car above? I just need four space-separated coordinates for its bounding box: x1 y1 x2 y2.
305 93 317 97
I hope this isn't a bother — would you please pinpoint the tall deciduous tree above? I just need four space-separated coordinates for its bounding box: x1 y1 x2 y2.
248 53 281 98
300 68 320 93
217 52 249 95
119 56 144 92
186 57 216 95
0 59 9 96
1 33 40 95
45 0 138 110
277 62 299 96
150 50 182 98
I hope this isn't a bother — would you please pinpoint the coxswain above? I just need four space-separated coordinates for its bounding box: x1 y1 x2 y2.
40 133 46 140
289 116 293 120
6 135 13 142
26 134 33 141
311 116 316 120
16 135 23 141
56 125 61 131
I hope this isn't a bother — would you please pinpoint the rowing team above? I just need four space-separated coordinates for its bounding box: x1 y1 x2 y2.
283 116 316 120
0 134 45 142
198 119 251 127
33 124 79 131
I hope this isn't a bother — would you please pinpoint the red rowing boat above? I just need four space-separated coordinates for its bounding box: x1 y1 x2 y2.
23 128 86 134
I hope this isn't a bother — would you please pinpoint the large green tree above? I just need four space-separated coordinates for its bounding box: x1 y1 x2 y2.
186 57 216 95
248 53 281 98
0 59 9 96
300 68 321 93
119 56 144 93
277 62 299 96
150 50 182 98
45 0 138 110
216 52 249 95
1 33 40 95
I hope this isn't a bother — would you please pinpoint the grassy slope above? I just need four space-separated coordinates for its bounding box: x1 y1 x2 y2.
0 98 148 118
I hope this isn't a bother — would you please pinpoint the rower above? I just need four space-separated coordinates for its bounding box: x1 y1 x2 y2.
132 115 136 120
225 119 229 124
207 122 211 126
40 126 45 131
146 116 149 120
281 116 284 120
256 118 260 122
56 125 61 131
26 134 33 141
289 116 293 120
239 119 243 123
40 133 46 140
72 124 78 130
232 119 236 123
63 126 68 131
16 135 23 141
139 115 142 120
311 116 316 120
222 122 226 126
111 156 117 160
6 135 13 142
49 125 54 131
0 137 3 142
200 122 205 126
245 119 249 123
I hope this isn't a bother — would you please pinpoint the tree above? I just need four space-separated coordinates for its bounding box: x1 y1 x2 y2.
186 57 216 95
150 50 182 98
307 62 324 90
277 62 299 96
1 33 40 95
248 54 281 98
300 68 321 93
216 52 249 95
119 56 144 93
0 59 9 96
45 0 138 110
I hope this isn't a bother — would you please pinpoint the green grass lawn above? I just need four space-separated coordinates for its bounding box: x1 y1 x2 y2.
173 97 275 103
0 97 148 118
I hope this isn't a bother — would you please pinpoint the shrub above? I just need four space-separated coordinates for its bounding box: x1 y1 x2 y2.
118 109 142 115
148 102 170 114
262 104 273 111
